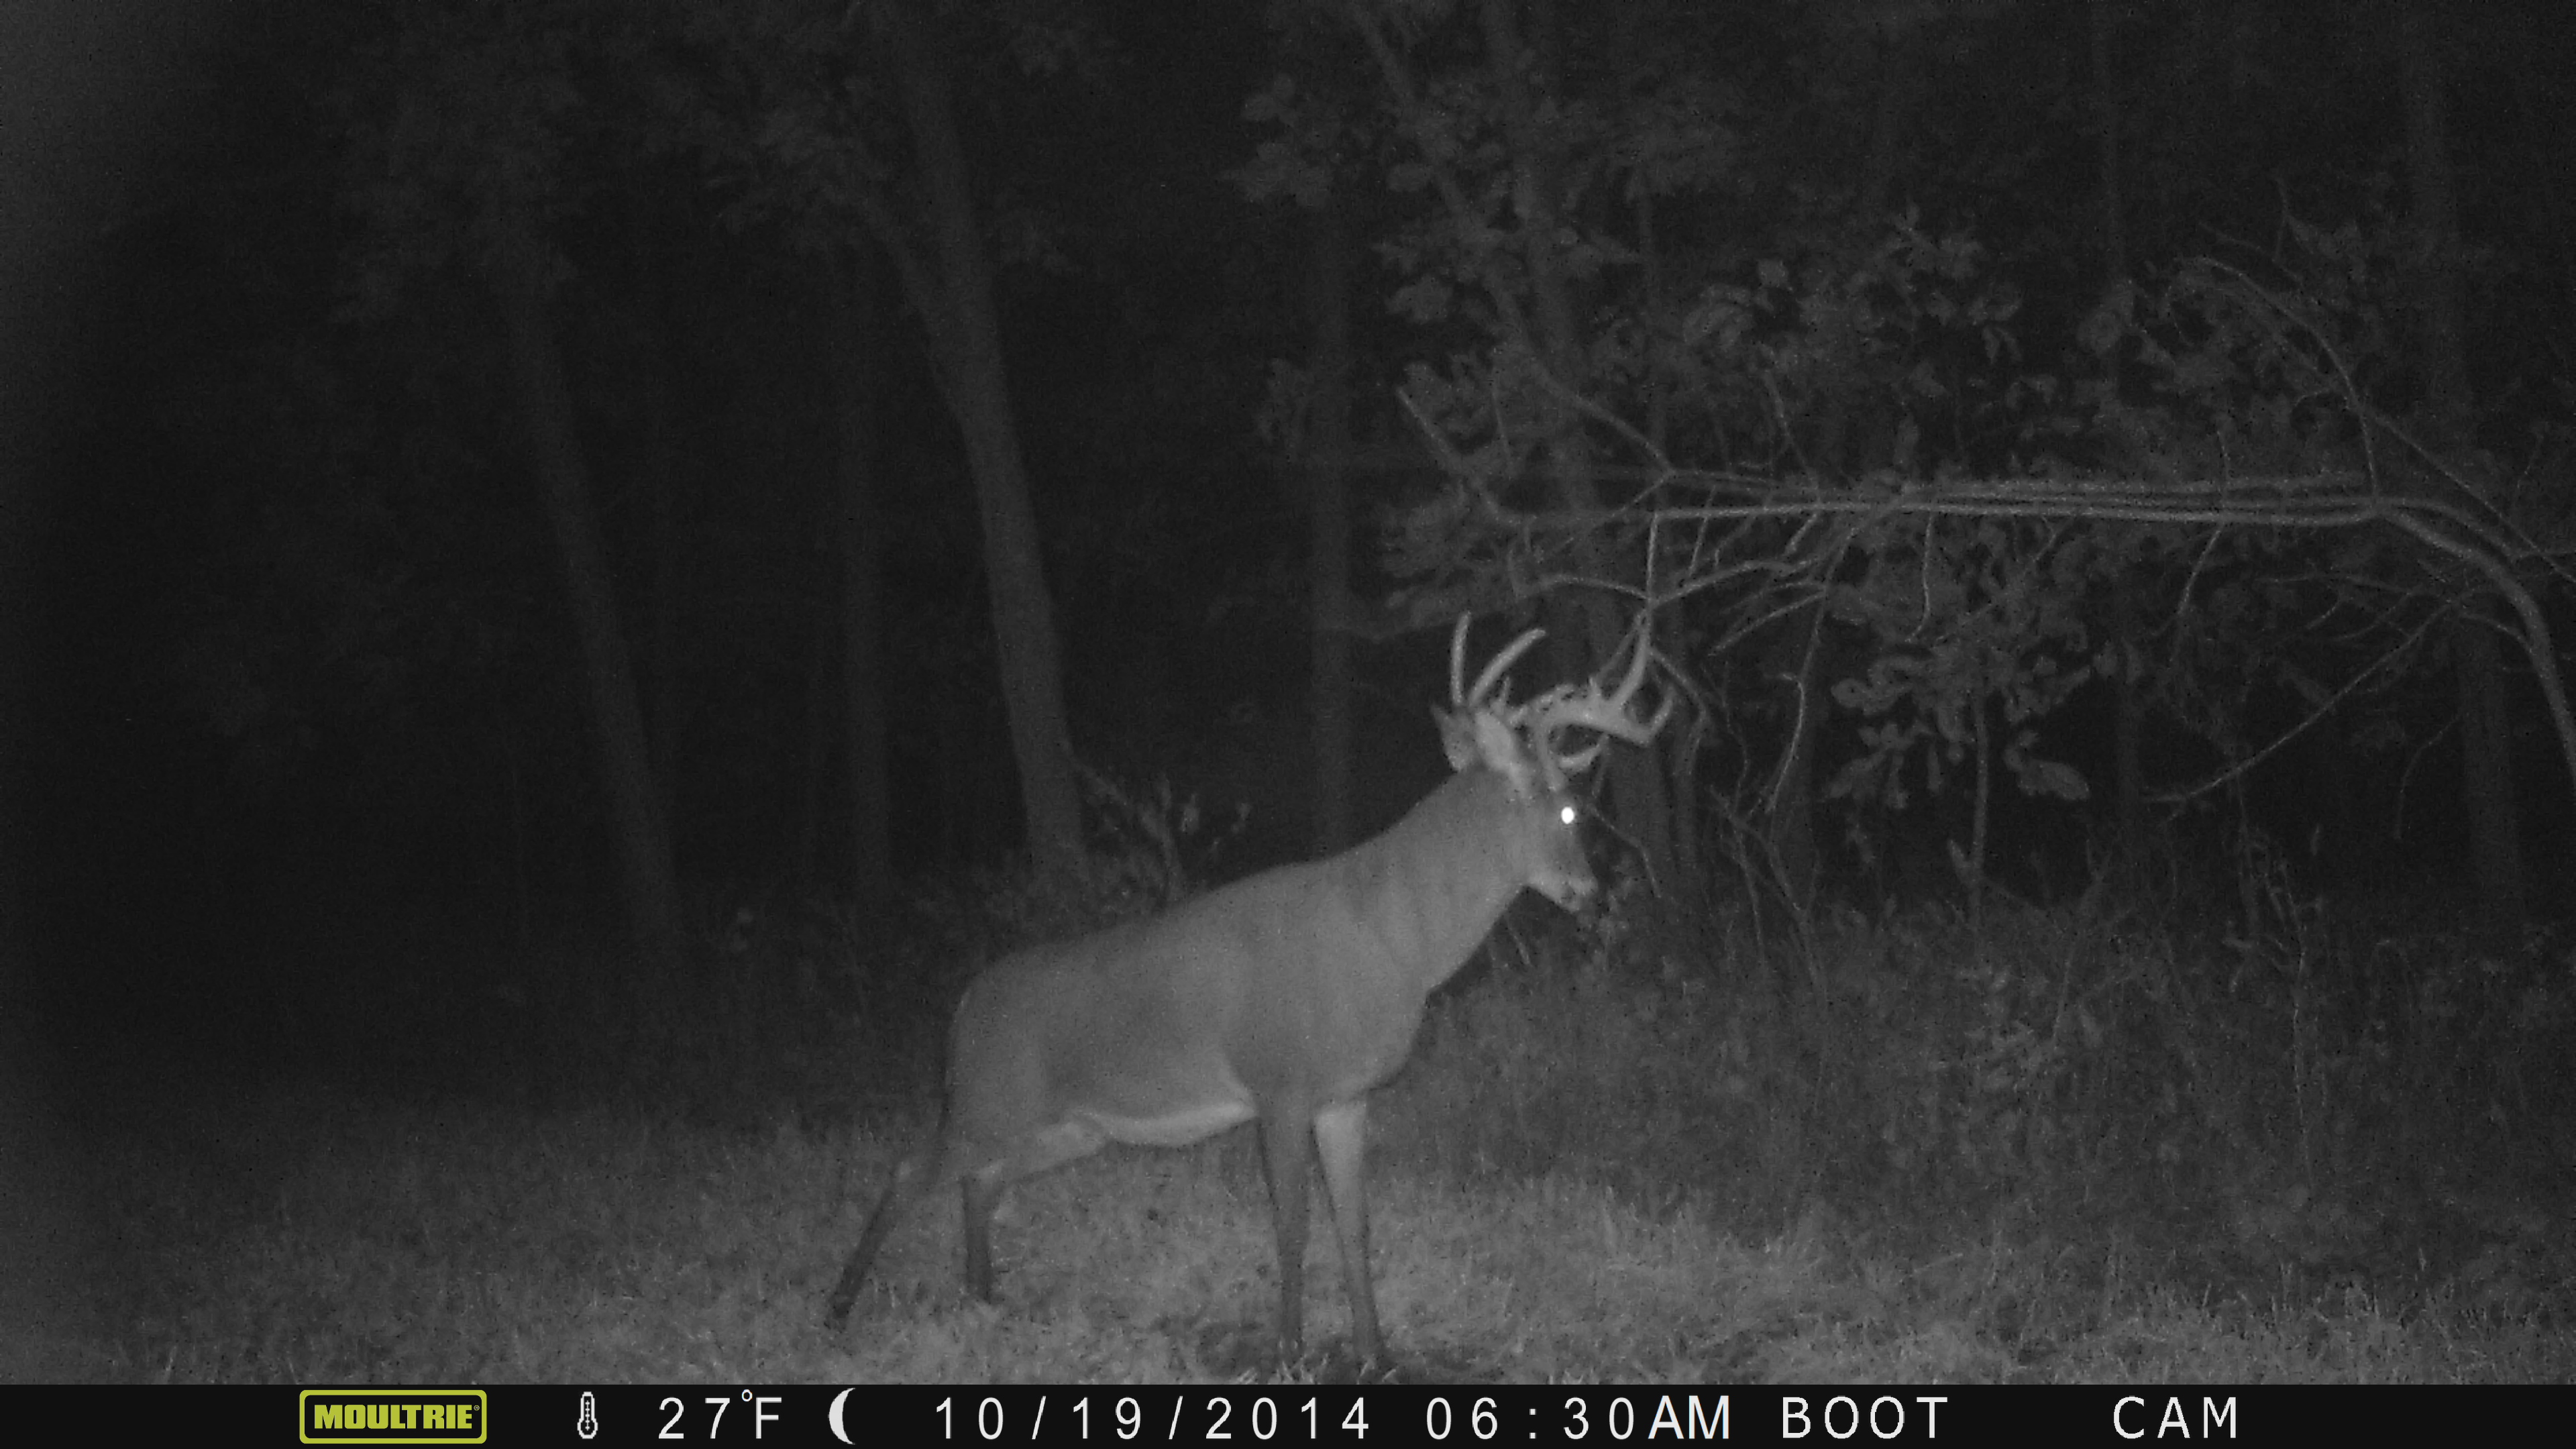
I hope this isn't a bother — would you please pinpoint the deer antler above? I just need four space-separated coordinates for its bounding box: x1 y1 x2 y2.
1524 616 1671 772
1449 614 1547 714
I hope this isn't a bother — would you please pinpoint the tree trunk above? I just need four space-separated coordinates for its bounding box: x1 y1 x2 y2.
791 600 832 889
494 246 688 1003
2092 0 2149 881
824 262 895 923
874 0 1082 875
1813 40 1907 476
1625 103 1702 896
2087 0 2128 291
2397 4 2524 942
1768 29 1916 908
1479 0 1676 890
634 304 683 817
1304 198 1356 855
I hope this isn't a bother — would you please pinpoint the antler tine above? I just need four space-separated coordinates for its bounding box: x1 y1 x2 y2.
1458 619 1548 714
1448 613 1472 708
1528 618 1672 767
1601 615 1670 733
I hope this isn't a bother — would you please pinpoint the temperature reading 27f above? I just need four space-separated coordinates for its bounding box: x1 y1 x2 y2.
657 1391 782 1440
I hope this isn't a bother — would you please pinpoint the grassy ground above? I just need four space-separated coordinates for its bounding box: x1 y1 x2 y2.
29 892 2576 1382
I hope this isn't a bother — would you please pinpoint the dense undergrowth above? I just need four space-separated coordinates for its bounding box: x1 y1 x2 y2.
792 828 2576 1338
33 822 2576 1382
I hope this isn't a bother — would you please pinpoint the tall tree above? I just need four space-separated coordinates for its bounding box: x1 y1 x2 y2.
1766 13 1927 906
493 223 689 1000
698 0 1084 874
1469 0 1679 887
2392 1 2524 941
1370 0 1690 881
857 0 1082 873
824 258 895 921
2089 0 2150 881
331 1 693 999
1303 196 1358 853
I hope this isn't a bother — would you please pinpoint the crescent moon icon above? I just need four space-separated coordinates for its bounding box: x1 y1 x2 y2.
828 1388 853 1445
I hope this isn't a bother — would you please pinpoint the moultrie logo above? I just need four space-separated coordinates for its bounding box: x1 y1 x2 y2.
299 1389 488 1444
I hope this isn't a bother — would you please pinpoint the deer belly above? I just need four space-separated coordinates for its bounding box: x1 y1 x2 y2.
1071 1097 1258 1148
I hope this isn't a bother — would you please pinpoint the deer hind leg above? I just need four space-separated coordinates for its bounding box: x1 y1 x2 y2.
828 1152 933 1328
826 1120 1062 1327
957 1116 1109 1305
961 1170 1004 1301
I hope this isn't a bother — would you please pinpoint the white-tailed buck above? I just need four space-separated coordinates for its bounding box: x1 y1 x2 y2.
824 612 1668 1366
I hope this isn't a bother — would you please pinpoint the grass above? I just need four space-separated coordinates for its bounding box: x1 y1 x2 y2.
44 1100 2571 1383
17 869 2576 1383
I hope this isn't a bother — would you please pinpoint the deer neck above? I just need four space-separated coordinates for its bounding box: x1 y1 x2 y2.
1338 766 1528 996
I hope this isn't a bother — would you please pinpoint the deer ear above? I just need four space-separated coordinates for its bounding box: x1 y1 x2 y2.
1470 712 1536 794
1435 706 1477 771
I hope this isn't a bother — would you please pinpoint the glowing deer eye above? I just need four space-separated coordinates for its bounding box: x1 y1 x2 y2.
1558 804 1578 826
